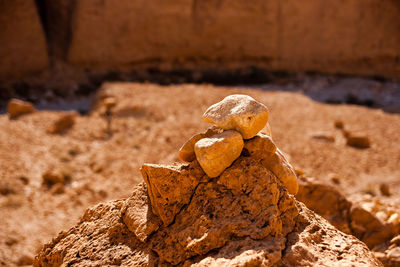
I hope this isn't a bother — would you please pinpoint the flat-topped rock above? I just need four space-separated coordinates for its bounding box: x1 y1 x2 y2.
203 95 269 139
194 130 244 178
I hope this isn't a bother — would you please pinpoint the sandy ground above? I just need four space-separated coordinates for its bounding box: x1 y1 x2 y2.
0 82 399 266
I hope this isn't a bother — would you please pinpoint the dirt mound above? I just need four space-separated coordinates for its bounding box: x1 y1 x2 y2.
34 122 380 266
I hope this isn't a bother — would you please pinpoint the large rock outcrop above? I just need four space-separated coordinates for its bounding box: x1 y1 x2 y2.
50 0 400 78
0 0 48 79
34 135 381 266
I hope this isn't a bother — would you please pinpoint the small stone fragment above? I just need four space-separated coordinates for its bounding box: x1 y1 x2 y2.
42 169 65 187
17 254 33 266
311 131 335 142
178 126 222 162
7 98 35 119
48 111 77 134
345 132 370 149
334 120 344 129
327 173 340 184
122 183 162 242
380 183 391 196
263 148 299 195
203 94 269 139
103 97 117 109
194 130 244 178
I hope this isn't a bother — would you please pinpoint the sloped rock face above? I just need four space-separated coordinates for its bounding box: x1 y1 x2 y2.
34 136 381 266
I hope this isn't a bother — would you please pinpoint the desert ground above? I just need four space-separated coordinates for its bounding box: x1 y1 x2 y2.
1 82 400 266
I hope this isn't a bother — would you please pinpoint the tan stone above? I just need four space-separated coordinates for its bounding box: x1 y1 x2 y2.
194 130 244 178
244 134 298 195
203 95 269 139
48 112 77 134
345 132 371 149
178 126 222 162
7 98 35 119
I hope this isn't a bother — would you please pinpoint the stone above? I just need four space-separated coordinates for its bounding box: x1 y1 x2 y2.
34 154 381 266
345 131 371 149
244 133 298 195
194 130 244 177
203 95 269 139
42 169 65 187
311 131 335 142
7 98 35 119
380 183 391 196
48 111 77 134
178 126 222 162
334 120 345 129
141 161 207 226
122 183 161 242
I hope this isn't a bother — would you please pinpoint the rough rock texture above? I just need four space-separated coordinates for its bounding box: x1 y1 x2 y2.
296 176 400 265
34 135 381 266
0 0 48 78
203 95 269 139
7 98 36 119
244 134 298 195
194 130 244 177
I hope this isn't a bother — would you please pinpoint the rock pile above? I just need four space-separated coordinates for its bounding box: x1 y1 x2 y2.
34 95 382 266
179 94 298 194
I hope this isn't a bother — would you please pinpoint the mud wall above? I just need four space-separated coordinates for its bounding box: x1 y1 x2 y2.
1 0 400 79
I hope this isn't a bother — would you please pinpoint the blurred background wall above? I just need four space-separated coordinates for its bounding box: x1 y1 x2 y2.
1 0 399 80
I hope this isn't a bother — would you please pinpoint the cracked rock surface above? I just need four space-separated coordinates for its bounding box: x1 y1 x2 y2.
34 135 381 266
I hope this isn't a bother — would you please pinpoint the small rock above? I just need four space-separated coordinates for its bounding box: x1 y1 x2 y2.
311 132 335 142
17 254 33 266
380 183 391 196
334 120 344 129
42 169 65 187
345 132 370 149
48 112 77 134
122 183 162 242
294 168 305 176
264 149 299 195
50 183 65 195
7 98 35 119
331 177 340 185
178 126 222 162
103 97 117 109
203 95 269 139
194 130 244 178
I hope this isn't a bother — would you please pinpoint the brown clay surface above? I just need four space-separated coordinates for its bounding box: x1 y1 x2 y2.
1 83 400 265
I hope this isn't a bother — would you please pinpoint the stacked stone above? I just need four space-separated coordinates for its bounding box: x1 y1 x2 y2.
178 94 298 195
